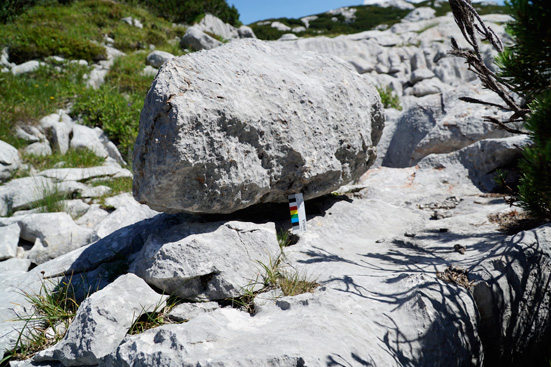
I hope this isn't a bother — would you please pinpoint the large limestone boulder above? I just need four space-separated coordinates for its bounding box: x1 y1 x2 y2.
133 39 384 214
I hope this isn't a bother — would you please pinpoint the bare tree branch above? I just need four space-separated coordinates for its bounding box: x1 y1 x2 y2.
447 0 529 133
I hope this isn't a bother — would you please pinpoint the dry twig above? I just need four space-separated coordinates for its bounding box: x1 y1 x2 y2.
448 0 530 133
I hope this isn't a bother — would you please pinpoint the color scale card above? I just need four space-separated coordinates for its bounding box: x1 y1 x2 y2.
288 193 307 233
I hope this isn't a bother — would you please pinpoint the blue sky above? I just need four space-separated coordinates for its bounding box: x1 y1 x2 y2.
229 0 506 25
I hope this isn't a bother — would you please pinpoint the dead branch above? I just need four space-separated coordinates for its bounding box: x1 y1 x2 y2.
447 0 530 133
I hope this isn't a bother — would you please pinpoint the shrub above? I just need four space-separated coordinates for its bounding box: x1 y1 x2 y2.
517 91 551 218
500 0 551 219
71 84 143 159
0 0 39 24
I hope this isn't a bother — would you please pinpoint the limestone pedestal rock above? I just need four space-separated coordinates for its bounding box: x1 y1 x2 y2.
133 39 384 214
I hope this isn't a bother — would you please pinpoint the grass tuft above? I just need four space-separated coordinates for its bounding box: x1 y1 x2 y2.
128 296 182 335
1 275 84 364
21 148 105 172
228 230 318 314
33 182 68 214
376 85 402 110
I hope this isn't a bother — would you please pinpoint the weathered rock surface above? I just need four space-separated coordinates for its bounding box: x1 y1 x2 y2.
3 161 551 366
0 140 21 182
130 221 279 300
35 274 167 366
167 301 220 322
40 112 73 154
11 60 44 75
0 258 30 272
38 165 132 182
15 212 97 264
419 135 531 191
93 193 158 239
121 16 143 29
403 7 436 22
0 223 20 260
364 0 414 10
472 224 551 364
23 141 52 156
70 124 125 164
382 86 514 168
102 165 548 367
133 39 384 214
0 176 108 217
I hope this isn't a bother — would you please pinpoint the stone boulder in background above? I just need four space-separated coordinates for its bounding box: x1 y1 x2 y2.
133 39 384 214
146 50 174 68
180 26 222 51
195 13 256 40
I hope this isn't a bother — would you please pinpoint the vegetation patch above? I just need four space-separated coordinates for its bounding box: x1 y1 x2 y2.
22 148 105 172
71 84 143 160
228 230 319 314
127 296 182 335
376 85 402 110
31 183 68 213
0 63 89 147
0 275 83 365
0 0 185 64
122 0 241 27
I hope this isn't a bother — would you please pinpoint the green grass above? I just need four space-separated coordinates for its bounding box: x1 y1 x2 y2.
228 230 318 314
21 148 105 172
0 63 89 147
127 296 181 335
0 0 186 159
0 275 82 364
376 85 402 110
105 51 154 94
33 183 68 213
71 84 143 160
92 177 133 196
0 0 185 64
91 176 133 210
